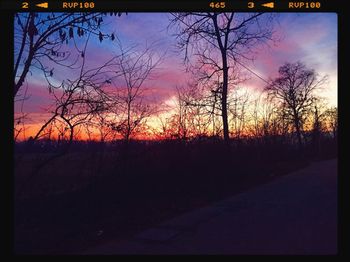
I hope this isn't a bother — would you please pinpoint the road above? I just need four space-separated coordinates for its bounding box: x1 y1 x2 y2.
84 158 337 255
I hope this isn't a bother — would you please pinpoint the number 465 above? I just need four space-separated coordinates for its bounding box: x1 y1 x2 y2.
209 2 226 9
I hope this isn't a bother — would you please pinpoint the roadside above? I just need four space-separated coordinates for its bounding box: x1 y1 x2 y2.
85 158 337 254
15 154 334 254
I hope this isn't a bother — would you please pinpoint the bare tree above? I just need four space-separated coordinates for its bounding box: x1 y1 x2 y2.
14 82 31 141
228 86 250 139
165 86 191 139
95 113 118 142
109 44 163 141
323 107 338 140
16 37 121 196
169 12 275 142
32 37 119 146
265 62 328 149
173 84 215 139
248 92 294 146
310 103 324 153
14 12 123 98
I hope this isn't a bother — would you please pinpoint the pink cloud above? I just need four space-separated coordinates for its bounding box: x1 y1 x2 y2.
15 82 56 114
16 13 337 129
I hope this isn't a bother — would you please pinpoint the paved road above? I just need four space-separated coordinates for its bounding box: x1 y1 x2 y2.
84 159 337 255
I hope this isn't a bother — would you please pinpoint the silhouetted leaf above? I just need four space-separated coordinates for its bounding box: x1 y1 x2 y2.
98 17 103 26
99 31 103 42
17 18 22 27
111 33 115 41
61 31 66 43
28 20 38 37
69 27 74 39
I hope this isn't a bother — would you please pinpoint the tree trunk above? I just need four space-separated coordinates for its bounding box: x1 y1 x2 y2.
221 59 229 143
212 14 230 144
294 118 302 150
14 13 35 97
126 99 131 142
33 113 58 140
69 125 74 145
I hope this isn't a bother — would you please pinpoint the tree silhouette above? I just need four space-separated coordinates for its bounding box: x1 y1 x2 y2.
170 13 275 142
109 44 163 141
228 86 250 139
32 36 120 144
14 12 123 98
323 107 338 140
265 62 328 149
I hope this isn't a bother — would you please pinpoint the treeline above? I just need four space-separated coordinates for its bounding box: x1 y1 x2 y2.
14 13 337 153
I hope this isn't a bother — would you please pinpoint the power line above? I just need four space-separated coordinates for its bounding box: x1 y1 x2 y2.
235 60 271 85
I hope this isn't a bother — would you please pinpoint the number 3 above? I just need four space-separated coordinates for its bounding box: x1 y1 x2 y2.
248 2 254 8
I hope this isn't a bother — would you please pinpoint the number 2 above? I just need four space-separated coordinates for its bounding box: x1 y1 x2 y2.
22 2 29 9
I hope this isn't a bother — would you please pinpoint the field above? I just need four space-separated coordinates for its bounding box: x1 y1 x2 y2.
14 138 337 254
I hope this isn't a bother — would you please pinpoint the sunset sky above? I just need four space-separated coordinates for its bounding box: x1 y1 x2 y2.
14 12 337 139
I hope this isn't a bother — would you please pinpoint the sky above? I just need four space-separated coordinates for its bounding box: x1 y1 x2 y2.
14 12 337 139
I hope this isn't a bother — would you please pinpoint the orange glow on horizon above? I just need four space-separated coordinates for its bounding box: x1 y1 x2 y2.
14 121 169 142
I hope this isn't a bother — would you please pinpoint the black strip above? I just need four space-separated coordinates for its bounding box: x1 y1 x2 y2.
0 11 14 255
337 6 347 257
0 0 345 256
0 0 339 12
